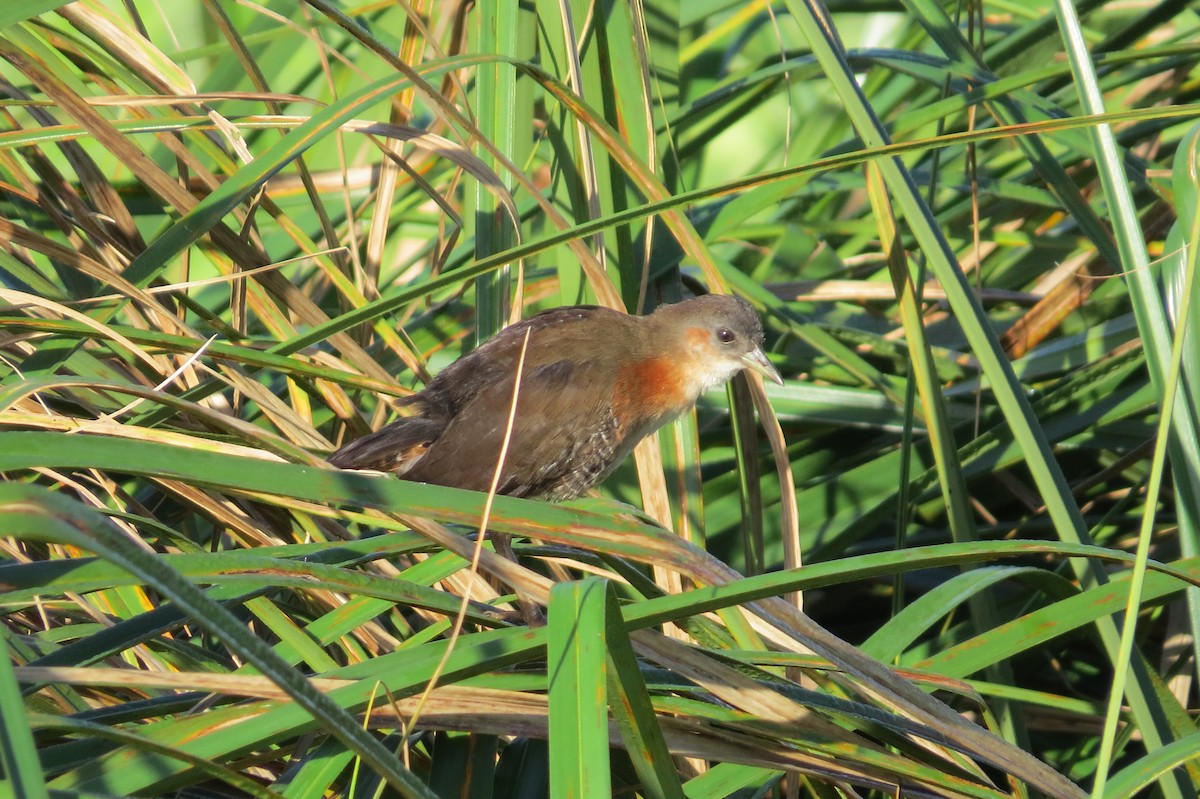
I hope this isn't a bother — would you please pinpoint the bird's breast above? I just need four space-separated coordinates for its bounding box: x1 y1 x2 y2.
612 356 689 431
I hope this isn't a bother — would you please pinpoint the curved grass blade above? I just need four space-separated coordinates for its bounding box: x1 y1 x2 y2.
1 483 441 799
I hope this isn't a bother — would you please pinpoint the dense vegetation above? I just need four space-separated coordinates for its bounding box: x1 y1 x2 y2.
2 1 1199 797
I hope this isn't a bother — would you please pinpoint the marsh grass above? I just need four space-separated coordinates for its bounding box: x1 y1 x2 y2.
2 1 1199 797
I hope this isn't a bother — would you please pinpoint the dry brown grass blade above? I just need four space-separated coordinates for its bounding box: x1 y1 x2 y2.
0 289 171 378
0 219 187 331
747 371 801 609
302 0 622 309
776 279 1040 305
12 667 985 796
0 36 402 387
363 0 431 291
1001 257 1107 358
0 376 315 461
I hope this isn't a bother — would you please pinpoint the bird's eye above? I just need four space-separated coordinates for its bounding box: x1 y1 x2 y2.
716 327 736 344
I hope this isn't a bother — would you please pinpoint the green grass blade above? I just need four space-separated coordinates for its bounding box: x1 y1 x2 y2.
0 625 50 799
548 579 611 798
1 484 440 799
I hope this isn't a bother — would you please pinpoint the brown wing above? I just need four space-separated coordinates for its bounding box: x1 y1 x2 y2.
332 304 635 497
404 356 624 499
328 416 444 474
414 305 622 418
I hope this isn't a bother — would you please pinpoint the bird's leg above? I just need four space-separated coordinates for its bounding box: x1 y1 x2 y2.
487 531 545 626
491 531 515 563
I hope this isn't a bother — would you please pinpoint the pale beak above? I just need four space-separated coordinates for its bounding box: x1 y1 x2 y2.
741 347 783 385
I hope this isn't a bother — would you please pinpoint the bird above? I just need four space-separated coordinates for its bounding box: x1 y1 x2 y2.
329 294 782 500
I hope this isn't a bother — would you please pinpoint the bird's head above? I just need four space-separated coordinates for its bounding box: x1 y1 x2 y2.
649 294 783 394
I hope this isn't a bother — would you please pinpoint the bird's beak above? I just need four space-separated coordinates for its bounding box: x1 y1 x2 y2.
741 347 784 385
